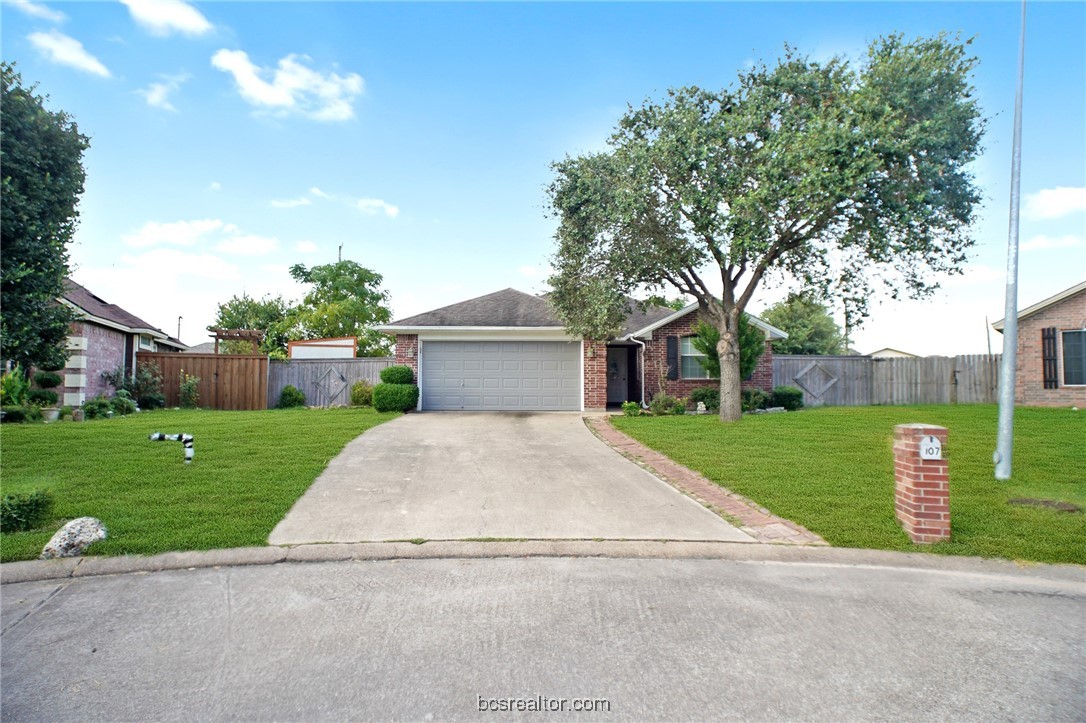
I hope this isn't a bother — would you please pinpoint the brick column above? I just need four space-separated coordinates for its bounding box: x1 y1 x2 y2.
394 334 418 381
893 424 950 544
583 340 607 411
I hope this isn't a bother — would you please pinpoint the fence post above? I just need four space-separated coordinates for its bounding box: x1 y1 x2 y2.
893 424 950 544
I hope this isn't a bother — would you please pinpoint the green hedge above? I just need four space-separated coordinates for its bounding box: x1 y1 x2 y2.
373 383 419 412
1 490 54 533
278 385 306 409
771 386 804 411
380 365 414 384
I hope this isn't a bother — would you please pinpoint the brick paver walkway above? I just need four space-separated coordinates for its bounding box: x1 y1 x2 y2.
585 415 827 546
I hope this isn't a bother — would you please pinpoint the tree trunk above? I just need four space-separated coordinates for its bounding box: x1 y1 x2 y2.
717 325 742 422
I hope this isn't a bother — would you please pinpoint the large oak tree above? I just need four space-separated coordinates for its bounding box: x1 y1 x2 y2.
547 35 985 420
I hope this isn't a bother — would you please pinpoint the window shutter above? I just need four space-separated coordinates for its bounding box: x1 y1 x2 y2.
666 336 679 380
1041 327 1059 389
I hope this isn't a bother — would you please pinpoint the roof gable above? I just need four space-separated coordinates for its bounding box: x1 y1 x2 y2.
385 288 563 328
627 302 788 340
992 280 1086 331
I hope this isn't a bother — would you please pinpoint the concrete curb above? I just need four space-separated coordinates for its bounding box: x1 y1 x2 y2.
2 540 1083 585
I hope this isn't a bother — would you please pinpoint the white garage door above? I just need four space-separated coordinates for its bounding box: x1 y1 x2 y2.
421 341 581 411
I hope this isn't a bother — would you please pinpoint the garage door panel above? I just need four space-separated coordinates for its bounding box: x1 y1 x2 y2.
421 341 580 411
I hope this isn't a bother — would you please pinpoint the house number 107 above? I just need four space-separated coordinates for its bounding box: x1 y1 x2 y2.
919 435 943 461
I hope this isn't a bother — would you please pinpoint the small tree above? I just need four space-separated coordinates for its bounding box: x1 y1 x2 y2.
285 261 393 357
210 293 292 357
547 35 984 421
761 293 845 356
691 314 765 381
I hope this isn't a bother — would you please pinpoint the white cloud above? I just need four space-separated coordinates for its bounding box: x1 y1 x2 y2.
309 187 331 199
211 50 364 121
27 30 110 77
124 219 223 248
271 196 311 209
356 198 399 218
9 0 66 23
296 241 319 253
1020 234 1084 252
1023 187 1086 220
209 181 222 191
216 234 278 256
138 74 188 112
121 0 212 37
123 218 279 256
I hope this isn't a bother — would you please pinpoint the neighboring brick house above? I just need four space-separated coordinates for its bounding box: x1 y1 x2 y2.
58 280 186 406
375 288 785 412
993 280 1086 407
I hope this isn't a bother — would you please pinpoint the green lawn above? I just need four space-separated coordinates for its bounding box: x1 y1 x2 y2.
0 407 398 562
613 405 1085 565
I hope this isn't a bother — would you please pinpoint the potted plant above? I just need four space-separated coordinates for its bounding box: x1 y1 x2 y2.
30 370 63 422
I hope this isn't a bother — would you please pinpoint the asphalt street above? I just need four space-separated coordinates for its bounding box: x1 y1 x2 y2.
2 555 1084 721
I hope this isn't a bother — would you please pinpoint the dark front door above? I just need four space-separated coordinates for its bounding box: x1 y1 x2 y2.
606 347 628 405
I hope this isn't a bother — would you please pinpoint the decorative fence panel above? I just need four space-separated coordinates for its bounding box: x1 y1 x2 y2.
137 352 268 410
772 354 1001 407
268 357 394 408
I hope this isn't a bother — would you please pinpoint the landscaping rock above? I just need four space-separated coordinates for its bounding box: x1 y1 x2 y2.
40 517 108 559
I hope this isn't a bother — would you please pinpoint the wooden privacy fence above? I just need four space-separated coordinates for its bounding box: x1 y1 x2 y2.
772 354 1001 407
268 357 394 408
137 352 269 410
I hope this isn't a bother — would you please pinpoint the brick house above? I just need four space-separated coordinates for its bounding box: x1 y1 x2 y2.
58 279 186 406
993 280 1086 407
375 288 785 412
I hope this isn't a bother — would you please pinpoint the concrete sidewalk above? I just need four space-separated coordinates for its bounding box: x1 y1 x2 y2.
268 413 752 545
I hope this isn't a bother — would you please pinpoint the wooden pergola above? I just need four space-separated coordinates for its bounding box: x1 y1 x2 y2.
208 328 264 355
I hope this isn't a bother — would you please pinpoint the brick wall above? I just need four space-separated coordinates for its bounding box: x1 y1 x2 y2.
394 334 419 382
59 321 127 404
583 340 607 411
1013 290 1086 407
641 313 775 401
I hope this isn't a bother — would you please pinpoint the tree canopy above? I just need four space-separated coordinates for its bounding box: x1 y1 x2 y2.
209 261 393 358
546 34 984 420
211 293 292 357
761 293 846 356
1 63 88 371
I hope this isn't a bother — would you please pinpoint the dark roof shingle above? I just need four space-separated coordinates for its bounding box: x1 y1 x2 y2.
63 279 164 334
387 288 563 327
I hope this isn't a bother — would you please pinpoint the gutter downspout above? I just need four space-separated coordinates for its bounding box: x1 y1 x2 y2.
626 335 649 408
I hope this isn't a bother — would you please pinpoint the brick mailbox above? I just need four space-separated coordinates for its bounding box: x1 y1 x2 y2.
893 424 950 544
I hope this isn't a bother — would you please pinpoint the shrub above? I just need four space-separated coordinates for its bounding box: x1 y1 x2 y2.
0 490 54 533
27 389 59 406
1 407 27 423
32 371 63 389
278 385 306 409
379 365 414 384
350 379 374 407
771 386 804 411
179 371 200 409
688 386 721 412
741 388 769 412
110 390 137 416
373 383 419 412
82 396 113 419
0 365 29 406
621 401 641 417
102 362 165 409
649 394 686 416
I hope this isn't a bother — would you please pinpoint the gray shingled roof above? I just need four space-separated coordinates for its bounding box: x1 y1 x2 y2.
384 287 677 335
386 288 564 327
63 279 162 332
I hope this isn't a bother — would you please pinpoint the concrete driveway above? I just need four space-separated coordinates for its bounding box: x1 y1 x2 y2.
269 413 751 544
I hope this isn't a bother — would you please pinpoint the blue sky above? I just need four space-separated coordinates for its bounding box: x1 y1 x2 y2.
3 0 1084 353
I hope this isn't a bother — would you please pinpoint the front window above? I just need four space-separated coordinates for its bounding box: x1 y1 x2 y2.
680 336 712 379
139 335 154 350
1063 330 1086 385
